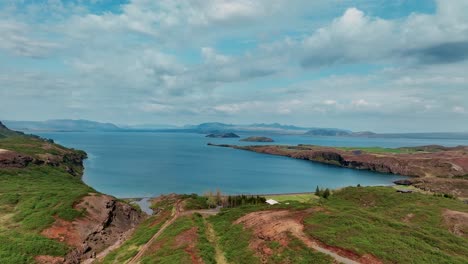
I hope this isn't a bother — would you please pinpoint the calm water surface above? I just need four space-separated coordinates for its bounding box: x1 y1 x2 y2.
37 132 468 198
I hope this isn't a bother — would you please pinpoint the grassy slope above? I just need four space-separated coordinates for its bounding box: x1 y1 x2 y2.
139 214 218 264
305 187 468 264
128 188 468 263
208 201 332 264
0 131 93 263
99 215 170 263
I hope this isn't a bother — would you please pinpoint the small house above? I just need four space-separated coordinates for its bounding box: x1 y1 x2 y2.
266 199 279 205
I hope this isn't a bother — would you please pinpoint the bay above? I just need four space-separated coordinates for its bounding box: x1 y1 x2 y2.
37 132 468 198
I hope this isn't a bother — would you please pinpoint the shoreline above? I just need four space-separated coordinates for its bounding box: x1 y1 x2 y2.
121 184 399 200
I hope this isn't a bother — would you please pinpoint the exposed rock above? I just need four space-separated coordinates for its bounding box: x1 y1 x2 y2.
393 179 413 186
396 189 413 193
42 193 144 264
209 144 468 179
409 178 468 198
206 132 240 138
240 136 274 142
0 150 33 168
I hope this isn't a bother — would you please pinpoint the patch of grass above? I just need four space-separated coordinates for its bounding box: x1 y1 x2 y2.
0 166 93 231
182 194 209 210
193 213 216 264
0 135 67 157
265 193 317 203
268 235 332 264
140 216 196 264
0 230 68 263
208 205 263 264
304 187 468 264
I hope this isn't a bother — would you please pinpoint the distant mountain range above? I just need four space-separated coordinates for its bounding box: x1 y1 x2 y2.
4 119 468 139
3 119 120 132
183 122 310 134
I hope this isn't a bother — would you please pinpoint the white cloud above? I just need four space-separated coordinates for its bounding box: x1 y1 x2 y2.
323 100 337 105
140 103 173 113
201 47 232 65
300 2 468 67
0 21 59 57
453 106 466 114
1 0 468 131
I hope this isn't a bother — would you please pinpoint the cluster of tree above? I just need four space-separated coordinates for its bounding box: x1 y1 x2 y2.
203 189 224 208
203 189 266 208
225 195 266 208
433 193 456 199
315 186 331 199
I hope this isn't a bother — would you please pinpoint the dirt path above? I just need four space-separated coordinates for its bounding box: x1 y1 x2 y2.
205 221 229 264
235 210 381 264
294 233 360 264
127 204 221 264
128 201 182 264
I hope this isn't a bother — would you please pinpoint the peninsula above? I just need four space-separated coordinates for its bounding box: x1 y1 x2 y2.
208 143 468 198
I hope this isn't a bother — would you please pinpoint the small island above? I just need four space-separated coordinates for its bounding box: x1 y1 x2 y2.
240 136 274 142
206 132 240 138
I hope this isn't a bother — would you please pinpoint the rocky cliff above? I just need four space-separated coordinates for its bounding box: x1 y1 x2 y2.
42 194 144 264
209 144 468 178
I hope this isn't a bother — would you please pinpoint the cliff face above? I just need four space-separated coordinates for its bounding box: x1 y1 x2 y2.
210 144 468 178
0 150 34 168
42 194 144 264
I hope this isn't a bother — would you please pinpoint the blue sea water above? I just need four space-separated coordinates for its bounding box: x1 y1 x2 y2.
36 132 468 198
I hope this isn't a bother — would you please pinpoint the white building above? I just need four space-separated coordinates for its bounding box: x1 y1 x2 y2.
266 199 279 205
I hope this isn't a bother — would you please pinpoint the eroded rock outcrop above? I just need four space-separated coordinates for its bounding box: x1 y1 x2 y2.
42 193 144 264
0 149 33 168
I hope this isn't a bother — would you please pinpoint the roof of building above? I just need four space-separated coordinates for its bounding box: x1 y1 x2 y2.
266 199 279 205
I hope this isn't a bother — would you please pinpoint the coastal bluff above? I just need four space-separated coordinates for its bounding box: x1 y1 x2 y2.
208 143 468 178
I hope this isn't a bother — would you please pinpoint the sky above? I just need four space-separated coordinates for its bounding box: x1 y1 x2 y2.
1 0 468 133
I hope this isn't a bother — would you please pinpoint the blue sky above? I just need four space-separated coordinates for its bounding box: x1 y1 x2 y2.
1 0 468 132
